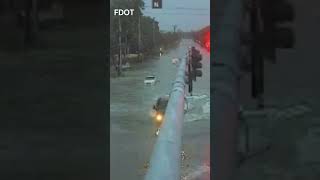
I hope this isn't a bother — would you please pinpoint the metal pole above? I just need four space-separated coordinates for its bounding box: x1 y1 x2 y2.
31 0 38 37
212 0 244 179
152 17 155 47
144 57 187 180
118 16 122 76
187 50 193 94
138 14 141 61
24 0 32 44
250 0 264 108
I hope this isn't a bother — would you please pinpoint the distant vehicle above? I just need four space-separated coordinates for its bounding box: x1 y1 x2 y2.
122 62 131 70
144 75 158 85
172 58 180 65
159 48 163 56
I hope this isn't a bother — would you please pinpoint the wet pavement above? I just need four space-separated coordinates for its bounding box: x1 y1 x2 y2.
110 39 210 180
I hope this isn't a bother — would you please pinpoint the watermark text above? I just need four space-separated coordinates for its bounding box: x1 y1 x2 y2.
114 9 134 16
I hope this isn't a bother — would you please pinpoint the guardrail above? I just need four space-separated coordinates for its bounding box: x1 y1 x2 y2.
144 55 187 180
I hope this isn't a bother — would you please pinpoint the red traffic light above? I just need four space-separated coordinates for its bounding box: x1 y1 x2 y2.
204 31 210 51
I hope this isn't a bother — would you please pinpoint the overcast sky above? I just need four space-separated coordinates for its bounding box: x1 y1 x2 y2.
142 0 210 32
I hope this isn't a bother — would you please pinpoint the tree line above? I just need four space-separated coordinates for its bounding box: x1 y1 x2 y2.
110 0 181 56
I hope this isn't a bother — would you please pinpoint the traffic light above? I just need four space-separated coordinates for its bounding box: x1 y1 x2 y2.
204 31 210 51
187 47 203 94
187 63 193 93
260 0 295 63
191 47 202 81
152 0 162 9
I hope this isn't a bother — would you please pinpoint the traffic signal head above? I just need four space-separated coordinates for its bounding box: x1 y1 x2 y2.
260 0 295 63
261 0 295 22
194 69 202 77
191 48 202 67
190 47 203 80
274 28 295 48
203 30 210 51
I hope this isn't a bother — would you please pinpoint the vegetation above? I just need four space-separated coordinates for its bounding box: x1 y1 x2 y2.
110 0 181 57
159 31 181 49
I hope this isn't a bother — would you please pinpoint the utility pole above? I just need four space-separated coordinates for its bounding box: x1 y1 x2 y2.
24 0 32 45
118 16 122 76
31 0 38 38
250 0 264 108
145 56 187 180
188 49 193 95
125 30 128 55
138 14 142 62
152 17 155 47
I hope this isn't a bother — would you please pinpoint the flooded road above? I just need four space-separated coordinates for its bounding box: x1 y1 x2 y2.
110 39 210 180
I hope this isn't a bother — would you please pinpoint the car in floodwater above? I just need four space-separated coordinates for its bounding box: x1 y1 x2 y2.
144 75 158 85
121 62 131 70
152 95 170 136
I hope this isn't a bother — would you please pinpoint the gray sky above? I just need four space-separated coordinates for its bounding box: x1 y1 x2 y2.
142 0 210 32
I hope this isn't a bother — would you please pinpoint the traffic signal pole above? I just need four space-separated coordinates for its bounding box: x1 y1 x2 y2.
144 56 187 180
212 0 243 179
251 0 264 107
118 16 122 76
188 50 193 94
252 0 295 106
145 46 203 180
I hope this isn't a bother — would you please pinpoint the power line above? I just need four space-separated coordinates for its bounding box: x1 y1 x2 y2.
143 5 209 11
143 11 209 16
175 7 209 10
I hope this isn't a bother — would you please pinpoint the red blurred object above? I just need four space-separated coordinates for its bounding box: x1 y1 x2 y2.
204 31 210 51
194 26 210 52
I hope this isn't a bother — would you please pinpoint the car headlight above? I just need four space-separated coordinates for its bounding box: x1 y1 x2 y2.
156 114 163 122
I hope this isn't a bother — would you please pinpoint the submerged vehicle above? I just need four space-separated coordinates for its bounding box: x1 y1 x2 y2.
121 62 131 70
152 95 170 136
172 58 180 65
144 75 157 85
